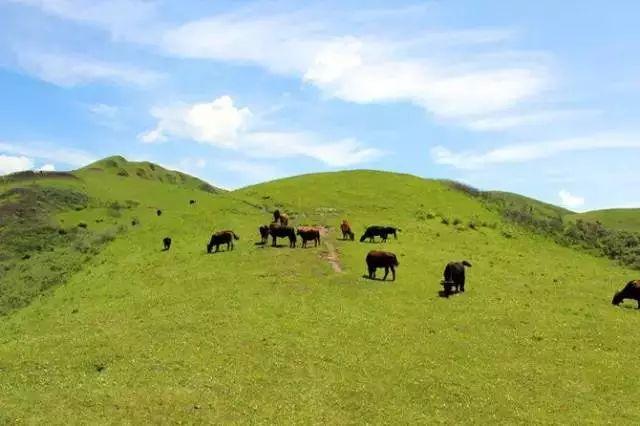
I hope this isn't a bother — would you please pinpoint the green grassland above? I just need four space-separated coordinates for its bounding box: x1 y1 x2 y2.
0 159 639 423
568 208 640 233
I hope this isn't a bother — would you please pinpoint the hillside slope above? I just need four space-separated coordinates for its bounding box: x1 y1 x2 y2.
567 208 640 232
0 163 639 423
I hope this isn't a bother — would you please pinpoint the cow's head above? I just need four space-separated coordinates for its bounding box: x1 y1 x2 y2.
612 291 624 306
462 260 472 267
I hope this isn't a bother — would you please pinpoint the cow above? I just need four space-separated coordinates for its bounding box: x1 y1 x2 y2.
156 209 162 216
189 199 196 205
269 223 296 248
206 230 240 253
366 250 399 281
340 220 355 240
162 237 172 251
442 260 472 295
359 226 400 242
612 280 640 308
259 225 270 244
273 209 289 226
297 227 321 248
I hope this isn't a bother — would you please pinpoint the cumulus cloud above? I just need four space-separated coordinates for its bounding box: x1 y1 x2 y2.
17 51 163 87
558 190 585 209
140 95 382 167
0 155 34 175
431 134 640 169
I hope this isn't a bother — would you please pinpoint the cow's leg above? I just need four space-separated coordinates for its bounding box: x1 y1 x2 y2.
369 267 375 279
383 267 389 280
391 266 395 281
637 299 640 309
272 235 276 247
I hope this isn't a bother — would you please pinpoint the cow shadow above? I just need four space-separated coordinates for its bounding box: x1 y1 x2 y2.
438 289 461 298
361 274 394 282
254 241 266 246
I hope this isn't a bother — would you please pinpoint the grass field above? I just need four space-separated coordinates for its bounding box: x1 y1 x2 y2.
1 159 639 423
568 208 640 233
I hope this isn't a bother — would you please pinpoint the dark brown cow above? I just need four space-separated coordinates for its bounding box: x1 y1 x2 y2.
259 225 270 244
612 280 640 308
366 250 399 281
340 220 354 240
162 237 171 251
297 227 320 248
207 230 239 253
269 223 296 248
442 260 472 295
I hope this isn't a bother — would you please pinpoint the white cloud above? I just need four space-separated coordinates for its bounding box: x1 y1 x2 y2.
0 155 34 175
559 190 585 209
37 163 55 171
161 12 549 123
0 141 96 167
432 134 640 169
140 96 251 147
140 95 382 167
465 109 600 131
89 103 119 118
16 51 162 87
10 0 159 42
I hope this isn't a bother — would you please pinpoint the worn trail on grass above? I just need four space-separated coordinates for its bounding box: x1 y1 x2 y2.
319 227 342 273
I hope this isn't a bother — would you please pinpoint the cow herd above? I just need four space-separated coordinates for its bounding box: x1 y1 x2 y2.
159 202 639 304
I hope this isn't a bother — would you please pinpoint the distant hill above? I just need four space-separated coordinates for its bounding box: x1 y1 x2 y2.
567 208 640 232
78 155 223 193
1 157 639 423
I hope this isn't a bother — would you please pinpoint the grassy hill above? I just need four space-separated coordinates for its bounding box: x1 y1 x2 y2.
1 158 639 423
567 208 640 233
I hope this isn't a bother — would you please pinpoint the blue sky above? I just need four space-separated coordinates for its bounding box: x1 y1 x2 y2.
1 0 639 211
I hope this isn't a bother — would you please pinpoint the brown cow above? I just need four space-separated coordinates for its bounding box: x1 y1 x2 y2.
269 223 296 248
366 250 399 281
273 209 289 226
297 227 320 248
207 230 239 253
612 280 640 308
340 220 354 240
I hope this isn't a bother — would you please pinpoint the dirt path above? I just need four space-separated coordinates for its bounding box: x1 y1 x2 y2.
319 227 342 273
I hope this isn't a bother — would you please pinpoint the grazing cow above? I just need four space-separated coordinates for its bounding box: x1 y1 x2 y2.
189 199 196 205
259 225 270 244
162 237 172 251
297 227 321 248
273 209 289 226
269 223 296 248
612 280 640 308
366 250 399 281
340 220 355 240
359 225 400 242
442 260 472 295
156 209 162 216
206 230 240 253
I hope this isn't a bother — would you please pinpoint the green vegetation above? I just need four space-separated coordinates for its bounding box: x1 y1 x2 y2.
567 208 640 233
0 159 639 423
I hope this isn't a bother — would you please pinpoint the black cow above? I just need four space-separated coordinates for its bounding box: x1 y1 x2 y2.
259 225 270 244
269 223 296 248
207 230 240 253
189 199 196 205
359 226 400 242
366 250 399 281
156 209 162 216
162 237 172 251
612 280 640 308
442 260 472 295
